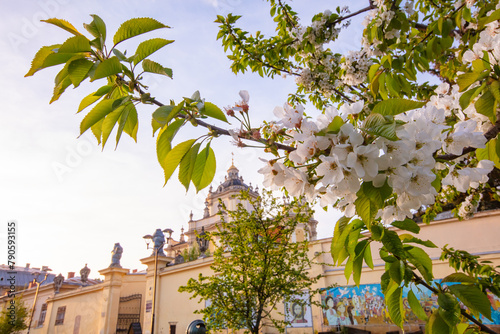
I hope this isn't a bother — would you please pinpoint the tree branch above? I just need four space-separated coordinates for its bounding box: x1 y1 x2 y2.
329 4 377 28
132 82 296 152
412 274 497 334
225 24 298 76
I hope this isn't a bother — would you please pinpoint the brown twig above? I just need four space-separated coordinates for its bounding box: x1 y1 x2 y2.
329 4 377 27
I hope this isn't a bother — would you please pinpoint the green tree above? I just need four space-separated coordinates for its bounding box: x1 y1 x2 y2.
26 1 500 332
179 191 322 334
0 297 29 334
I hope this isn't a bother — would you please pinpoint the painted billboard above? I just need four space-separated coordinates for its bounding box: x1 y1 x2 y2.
285 292 313 327
321 283 500 327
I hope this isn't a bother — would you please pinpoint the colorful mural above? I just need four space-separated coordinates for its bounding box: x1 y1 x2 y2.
321 283 500 327
285 292 313 327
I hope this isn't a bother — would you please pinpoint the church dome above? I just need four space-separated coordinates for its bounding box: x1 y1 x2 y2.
212 163 257 195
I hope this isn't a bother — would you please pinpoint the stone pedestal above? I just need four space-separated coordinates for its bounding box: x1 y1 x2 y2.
97 267 130 334
140 255 174 334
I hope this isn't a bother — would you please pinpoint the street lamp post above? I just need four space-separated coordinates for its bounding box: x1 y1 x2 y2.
27 268 52 334
143 228 173 334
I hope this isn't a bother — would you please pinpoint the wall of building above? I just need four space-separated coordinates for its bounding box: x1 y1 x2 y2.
2 208 499 334
150 210 500 334
45 287 103 334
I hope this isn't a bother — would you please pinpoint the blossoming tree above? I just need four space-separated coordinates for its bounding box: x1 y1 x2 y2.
26 0 500 332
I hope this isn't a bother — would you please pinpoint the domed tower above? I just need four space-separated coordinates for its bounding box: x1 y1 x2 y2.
172 161 318 258
182 162 259 250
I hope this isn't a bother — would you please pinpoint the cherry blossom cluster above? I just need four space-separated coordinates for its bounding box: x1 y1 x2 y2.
288 10 341 49
340 50 373 86
457 192 483 219
257 83 494 223
462 7 500 66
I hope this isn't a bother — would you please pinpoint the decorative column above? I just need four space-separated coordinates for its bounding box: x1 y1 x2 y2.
140 254 173 334
97 242 128 334
98 266 130 334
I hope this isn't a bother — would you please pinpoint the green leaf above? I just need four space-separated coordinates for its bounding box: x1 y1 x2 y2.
80 99 117 135
438 292 459 311
178 143 201 191
352 239 368 283
192 144 217 192
50 74 72 104
478 8 500 29
41 18 82 36
490 80 500 102
391 218 420 233
496 136 500 158
92 57 122 81
427 311 452 334
368 63 381 82
448 284 492 320
202 102 228 123
78 90 107 113
133 38 174 65
399 234 438 248
95 85 113 96
476 138 500 169
363 113 385 128
153 105 178 126
354 193 378 228
352 247 364 286
331 216 351 263
25 44 61 77
326 116 344 133
163 139 196 185
372 99 425 115
459 86 482 110
344 257 354 282
58 35 91 53
365 121 399 141
354 182 392 227
113 17 169 45
123 104 138 142
389 260 404 284
68 58 94 87
408 290 428 321
475 89 497 123
156 119 185 169
101 104 126 148
439 309 465 330
363 242 374 269
41 52 79 69
346 227 361 258
332 219 363 265
379 72 389 100
385 284 404 328
91 118 104 144
457 71 488 92
113 49 129 62
381 230 405 256
370 224 384 241
385 74 401 98
116 103 137 146
142 59 173 78
442 273 477 284
83 14 106 49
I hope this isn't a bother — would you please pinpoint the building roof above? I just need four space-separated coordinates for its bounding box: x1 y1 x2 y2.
0 264 55 289
63 276 101 286
212 163 258 195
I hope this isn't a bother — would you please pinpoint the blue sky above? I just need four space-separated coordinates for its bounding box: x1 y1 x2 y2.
0 0 365 277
